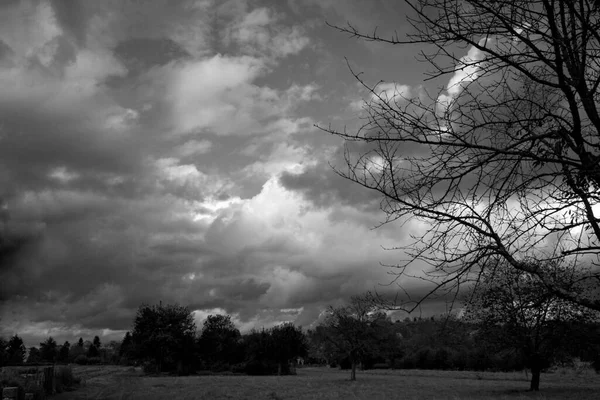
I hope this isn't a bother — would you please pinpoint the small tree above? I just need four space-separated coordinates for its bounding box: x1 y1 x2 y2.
6 334 26 365
39 337 59 363
464 260 599 390
26 347 41 364
270 323 308 375
321 297 385 380
77 338 84 347
131 302 196 373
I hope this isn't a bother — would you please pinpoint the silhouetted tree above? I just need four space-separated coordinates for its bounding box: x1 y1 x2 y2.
321 296 386 380
58 341 70 363
198 314 242 370
464 260 600 390
6 334 26 365
322 0 600 312
39 337 58 363
270 323 308 375
131 302 196 373
26 347 41 364
77 337 84 347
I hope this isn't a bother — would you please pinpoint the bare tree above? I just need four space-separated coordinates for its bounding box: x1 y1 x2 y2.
321 0 600 311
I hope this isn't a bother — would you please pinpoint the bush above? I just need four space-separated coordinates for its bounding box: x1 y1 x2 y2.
74 355 88 365
87 357 101 365
244 360 277 375
371 363 390 369
142 361 160 375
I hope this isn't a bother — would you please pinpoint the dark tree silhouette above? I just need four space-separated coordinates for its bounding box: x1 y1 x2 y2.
464 260 600 390
131 302 196 373
269 323 308 375
198 314 242 370
321 0 600 312
6 334 26 365
39 337 58 363
58 341 70 363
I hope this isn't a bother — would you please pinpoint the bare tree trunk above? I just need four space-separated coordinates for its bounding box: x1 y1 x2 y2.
530 367 540 391
350 359 357 381
277 362 282 376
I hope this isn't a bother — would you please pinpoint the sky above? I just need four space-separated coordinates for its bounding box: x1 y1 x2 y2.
0 0 466 346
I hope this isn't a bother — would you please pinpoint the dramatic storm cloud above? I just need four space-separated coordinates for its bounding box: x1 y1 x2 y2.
0 0 436 346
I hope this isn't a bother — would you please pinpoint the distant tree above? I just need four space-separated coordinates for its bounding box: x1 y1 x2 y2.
26 347 41 364
269 323 308 375
321 296 386 380
198 314 242 369
242 328 278 375
58 341 70 363
6 334 26 365
131 303 196 373
93 336 101 349
119 331 133 358
77 337 84 347
69 341 86 362
464 260 600 390
39 337 59 363
0 337 7 366
87 343 99 358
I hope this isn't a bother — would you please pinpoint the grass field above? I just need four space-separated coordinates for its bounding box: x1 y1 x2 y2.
52 365 600 400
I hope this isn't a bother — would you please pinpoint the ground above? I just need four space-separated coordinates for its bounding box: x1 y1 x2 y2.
52 366 600 400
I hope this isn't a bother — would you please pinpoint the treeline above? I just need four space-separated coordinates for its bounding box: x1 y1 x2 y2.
0 334 120 366
119 303 308 375
3 300 600 380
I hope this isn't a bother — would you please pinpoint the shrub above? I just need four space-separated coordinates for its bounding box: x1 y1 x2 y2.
74 355 88 365
244 360 277 375
142 361 160 375
372 363 390 369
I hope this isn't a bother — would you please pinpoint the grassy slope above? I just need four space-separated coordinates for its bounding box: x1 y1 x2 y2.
53 366 600 400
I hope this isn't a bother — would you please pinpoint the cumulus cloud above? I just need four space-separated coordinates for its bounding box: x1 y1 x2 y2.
0 0 436 347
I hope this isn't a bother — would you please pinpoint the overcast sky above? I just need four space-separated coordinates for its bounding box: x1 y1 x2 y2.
0 0 462 346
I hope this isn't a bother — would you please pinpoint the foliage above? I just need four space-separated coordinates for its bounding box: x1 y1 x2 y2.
269 323 308 375
320 296 398 380
26 347 41 364
322 0 600 312
130 302 196 373
198 314 242 370
39 337 59 363
6 335 25 365
58 341 71 363
464 261 600 389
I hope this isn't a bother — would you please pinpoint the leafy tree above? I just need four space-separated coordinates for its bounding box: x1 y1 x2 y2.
242 328 278 375
131 302 196 373
119 331 133 358
198 314 242 370
87 342 99 358
322 0 600 311
26 346 41 364
58 341 70 363
77 337 84 347
6 334 26 365
93 336 101 349
464 260 600 390
269 323 308 375
39 337 59 363
321 297 387 380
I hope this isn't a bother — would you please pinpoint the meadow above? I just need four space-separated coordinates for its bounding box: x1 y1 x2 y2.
52 365 600 400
